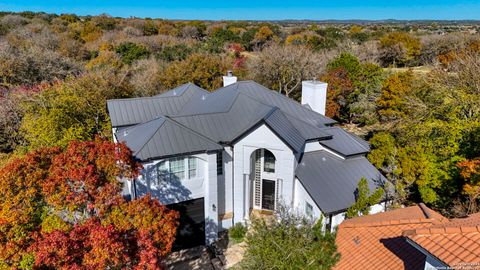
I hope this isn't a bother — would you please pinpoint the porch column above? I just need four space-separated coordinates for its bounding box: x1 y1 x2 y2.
204 152 219 245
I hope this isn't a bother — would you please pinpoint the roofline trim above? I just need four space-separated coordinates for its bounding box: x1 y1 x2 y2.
405 237 449 268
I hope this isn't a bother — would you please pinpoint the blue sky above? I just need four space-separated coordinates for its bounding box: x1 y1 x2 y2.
1 0 479 20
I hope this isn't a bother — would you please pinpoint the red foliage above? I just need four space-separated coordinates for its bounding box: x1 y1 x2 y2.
0 138 178 269
42 137 141 215
320 68 354 119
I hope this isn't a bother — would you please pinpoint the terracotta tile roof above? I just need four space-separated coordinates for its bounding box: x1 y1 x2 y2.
405 212 480 267
334 204 448 270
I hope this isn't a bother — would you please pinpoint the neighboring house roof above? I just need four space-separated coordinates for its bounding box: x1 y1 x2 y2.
404 212 480 267
320 127 370 157
115 116 223 161
295 150 387 214
334 204 449 270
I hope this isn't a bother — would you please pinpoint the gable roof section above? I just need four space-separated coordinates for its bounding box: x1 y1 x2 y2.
320 127 370 157
334 204 448 270
107 83 208 127
295 150 386 214
155 82 209 98
263 108 305 153
404 212 480 267
115 116 222 161
231 81 337 127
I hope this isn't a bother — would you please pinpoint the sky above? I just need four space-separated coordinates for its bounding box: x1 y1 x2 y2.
1 0 479 20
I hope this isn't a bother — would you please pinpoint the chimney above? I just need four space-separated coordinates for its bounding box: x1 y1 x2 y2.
223 70 237 87
301 80 328 115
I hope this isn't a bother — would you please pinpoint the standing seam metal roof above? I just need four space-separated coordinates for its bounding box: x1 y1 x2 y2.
296 150 386 214
115 116 223 161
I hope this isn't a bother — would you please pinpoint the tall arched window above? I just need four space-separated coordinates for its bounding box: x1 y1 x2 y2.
263 149 275 173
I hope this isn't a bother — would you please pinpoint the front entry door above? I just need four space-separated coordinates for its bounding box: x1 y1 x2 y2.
262 179 276 210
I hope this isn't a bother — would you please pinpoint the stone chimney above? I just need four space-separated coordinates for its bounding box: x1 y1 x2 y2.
223 70 237 87
301 80 328 115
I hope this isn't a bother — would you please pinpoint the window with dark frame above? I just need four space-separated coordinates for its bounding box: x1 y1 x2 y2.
263 150 275 173
216 151 223 175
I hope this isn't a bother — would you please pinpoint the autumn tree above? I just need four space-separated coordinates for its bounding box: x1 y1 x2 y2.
160 53 227 91
379 32 421 67
0 138 178 269
457 159 480 214
377 71 415 121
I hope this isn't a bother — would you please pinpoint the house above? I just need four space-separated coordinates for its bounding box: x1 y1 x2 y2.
107 75 386 248
335 204 480 270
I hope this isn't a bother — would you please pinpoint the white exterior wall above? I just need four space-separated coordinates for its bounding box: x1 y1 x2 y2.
204 152 219 244
232 124 296 224
219 147 235 230
293 178 322 220
135 153 208 204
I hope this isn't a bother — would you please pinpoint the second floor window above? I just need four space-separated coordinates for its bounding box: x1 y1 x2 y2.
155 156 198 183
264 150 275 173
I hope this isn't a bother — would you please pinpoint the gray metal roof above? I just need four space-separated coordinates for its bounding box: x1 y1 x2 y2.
231 81 337 127
107 83 208 127
319 127 370 157
107 81 366 159
155 82 209 98
264 108 305 153
296 150 386 214
115 116 223 161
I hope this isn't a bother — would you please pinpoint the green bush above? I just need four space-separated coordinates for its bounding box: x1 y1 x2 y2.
229 222 247 243
115 42 150 64
240 204 340 270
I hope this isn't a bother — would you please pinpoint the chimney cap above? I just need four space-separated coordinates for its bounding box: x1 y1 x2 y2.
226 70 233 77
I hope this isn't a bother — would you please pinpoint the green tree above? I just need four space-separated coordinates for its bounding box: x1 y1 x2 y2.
115 42 150 65
20 73 131 149
346 177 384 218
240 203 340 270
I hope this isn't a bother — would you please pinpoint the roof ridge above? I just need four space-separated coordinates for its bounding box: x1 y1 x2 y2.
341 218 437 228
322 127 370 152
109 83 204 102
131 117 167 156
406 225 480 236
233 81 336 125
164 116 223 147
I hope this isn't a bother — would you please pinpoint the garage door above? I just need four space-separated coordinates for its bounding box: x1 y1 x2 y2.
168 198 205 250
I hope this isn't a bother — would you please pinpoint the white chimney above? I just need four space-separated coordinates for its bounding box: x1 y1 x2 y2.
223 70 237 87
301 80 328 115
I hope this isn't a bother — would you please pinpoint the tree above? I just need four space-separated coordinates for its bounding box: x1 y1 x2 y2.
160 53 227 91
379 32 421 67
248 44 328 98
115 42 150 65
457 158 480 214
377 71 415 121
0 139 178 268
240 203 340 270
20 73 131 149
346 177 384 218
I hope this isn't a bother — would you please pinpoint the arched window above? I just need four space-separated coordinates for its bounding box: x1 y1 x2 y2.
263 150 275 173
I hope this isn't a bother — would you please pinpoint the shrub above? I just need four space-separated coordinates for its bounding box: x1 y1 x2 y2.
115 42 150 64
229 222 247 244
240 203 340 270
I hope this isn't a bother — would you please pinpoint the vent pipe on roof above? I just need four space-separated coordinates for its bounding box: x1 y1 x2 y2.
223 70 237 87
301 80 328 115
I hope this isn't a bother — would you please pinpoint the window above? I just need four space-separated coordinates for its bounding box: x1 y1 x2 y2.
169 157 185 180
264 150 275 173
216 152 223 175
154 156 198 184
305 202 313 217
188 157 197 179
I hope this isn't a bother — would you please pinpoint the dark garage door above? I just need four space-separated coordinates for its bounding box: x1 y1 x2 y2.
168 198 205 250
